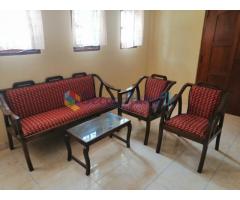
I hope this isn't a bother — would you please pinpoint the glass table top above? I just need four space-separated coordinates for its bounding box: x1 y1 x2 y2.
67 113 130 144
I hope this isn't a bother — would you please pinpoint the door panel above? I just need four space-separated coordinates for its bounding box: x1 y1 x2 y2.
213 12 238 45
196 11 240 116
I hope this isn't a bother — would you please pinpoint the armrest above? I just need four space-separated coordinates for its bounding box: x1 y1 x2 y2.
91 74 120 92
91 74 120 101
119 86 135 95
103 82 120 92
118 86 136 105
118 76 147 105
0 93 11 115
119 75 147 95
0 93 20 121
162 83 193 119
160 94 178 111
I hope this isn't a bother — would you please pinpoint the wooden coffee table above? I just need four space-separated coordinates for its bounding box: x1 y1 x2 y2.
64 112 132 176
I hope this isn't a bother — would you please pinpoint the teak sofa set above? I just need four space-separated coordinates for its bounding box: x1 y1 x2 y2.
0 72 228 173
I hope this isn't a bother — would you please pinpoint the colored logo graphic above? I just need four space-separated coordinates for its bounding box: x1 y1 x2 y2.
64 90 81 111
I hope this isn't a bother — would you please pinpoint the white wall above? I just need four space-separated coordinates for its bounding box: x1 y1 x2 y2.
147 11 205 100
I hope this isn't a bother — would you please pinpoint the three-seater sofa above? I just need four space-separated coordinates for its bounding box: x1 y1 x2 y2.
0 72 120 171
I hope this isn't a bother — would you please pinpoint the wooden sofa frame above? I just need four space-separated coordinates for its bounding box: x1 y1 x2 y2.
0 72 120 171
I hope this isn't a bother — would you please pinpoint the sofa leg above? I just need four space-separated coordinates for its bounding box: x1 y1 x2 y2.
7 131 14 150
215 132 221 151
156 124 164 153
21 141 34 171
197 144 208 173
144 121 151 145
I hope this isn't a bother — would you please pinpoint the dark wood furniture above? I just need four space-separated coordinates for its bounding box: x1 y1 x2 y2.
0 73 120 171
196 11 240 116
118 74 176 145
156 82 229 173
65 112 132 176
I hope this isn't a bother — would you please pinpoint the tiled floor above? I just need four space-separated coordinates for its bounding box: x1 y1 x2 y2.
0 110 240 189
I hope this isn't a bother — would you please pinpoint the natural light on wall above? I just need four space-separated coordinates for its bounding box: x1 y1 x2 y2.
72 10 107 48
121 10 144 49
0 11 44 51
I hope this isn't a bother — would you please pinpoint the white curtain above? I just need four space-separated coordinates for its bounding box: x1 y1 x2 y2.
121 10 144 49
72 10 107 47
0 10 45 50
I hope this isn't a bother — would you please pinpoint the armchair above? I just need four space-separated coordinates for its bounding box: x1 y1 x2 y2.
118 74 176 145
156 82 229 173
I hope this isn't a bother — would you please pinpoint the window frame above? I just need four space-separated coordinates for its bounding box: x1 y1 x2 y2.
120 10 144 49
0 49 41 56
71 11 102 52
120 11 137 49
73 46 100 52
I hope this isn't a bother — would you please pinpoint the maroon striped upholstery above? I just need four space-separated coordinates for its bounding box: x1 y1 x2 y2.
188 86 221 119
165 114 209 139
66 76 96 101
21 97 117 136
122 100 159 118
6 75 95 118
144 78 167 101
122 100 149 117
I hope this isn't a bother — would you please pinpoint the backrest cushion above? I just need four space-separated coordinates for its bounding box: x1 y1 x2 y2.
188 85 222 119
144 78 168 101
6 75 95 118
67 75 96 101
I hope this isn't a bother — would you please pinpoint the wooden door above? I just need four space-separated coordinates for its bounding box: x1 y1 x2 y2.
196 11 240 116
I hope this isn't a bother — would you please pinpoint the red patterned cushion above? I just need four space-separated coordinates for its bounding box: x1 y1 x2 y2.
188 86 221 119
144 78 167 101
165 114 209 139
21 97 117 136
6 80 69 118
122 100 159 117
6 75 96 118
67 75 96 101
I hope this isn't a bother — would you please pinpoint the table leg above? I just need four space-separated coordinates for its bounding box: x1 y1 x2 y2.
83 146 91 176
126 123 132 148
64 134 72 161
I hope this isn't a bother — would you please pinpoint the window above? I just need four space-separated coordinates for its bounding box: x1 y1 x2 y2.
72 10 107 52
120 10 144 49
0 11 45 56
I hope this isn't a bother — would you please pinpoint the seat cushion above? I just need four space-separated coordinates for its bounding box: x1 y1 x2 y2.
6 75 96 118
122 100 159 118
165 114 209 139
188 85 221 119
144 78 167 101
21 97 117 136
